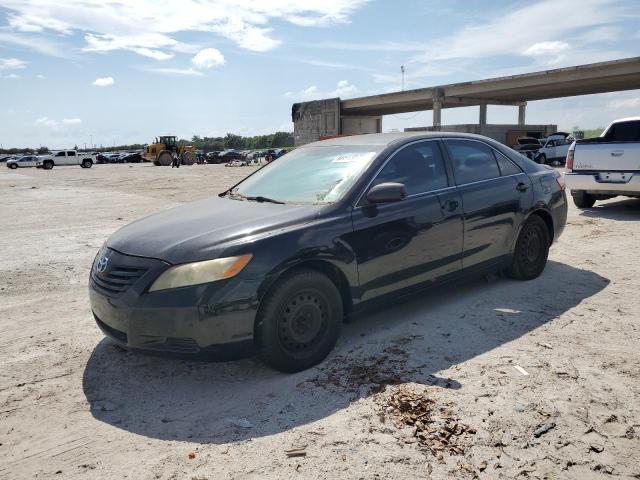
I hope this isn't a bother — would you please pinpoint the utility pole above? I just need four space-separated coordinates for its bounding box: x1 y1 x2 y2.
401 65 405 91
90 134 93 149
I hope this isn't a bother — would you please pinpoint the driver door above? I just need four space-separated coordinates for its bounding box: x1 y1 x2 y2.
345 140 463 302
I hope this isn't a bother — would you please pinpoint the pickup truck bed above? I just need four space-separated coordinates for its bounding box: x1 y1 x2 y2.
564 117 640 208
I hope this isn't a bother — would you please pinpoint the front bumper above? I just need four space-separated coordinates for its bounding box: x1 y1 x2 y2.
565 172 640 195
89 248 260 358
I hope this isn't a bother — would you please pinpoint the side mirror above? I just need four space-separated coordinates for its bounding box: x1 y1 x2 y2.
366 182 407 204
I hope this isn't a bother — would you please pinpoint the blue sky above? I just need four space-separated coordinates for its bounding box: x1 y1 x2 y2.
0 0 639 149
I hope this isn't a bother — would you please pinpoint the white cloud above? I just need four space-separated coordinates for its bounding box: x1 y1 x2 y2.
142 67 204 76
285 80 359 100
523 41 571 66
0 57 27 70
608 97 640 110
0 0 370 59
92 76 114 87
34 117 58 128
192 48 225 69
36 74 45 79
4 73 20 78
62 118 82 125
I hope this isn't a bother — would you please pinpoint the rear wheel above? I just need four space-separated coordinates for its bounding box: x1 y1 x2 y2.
255 270 343 372
181 151 196 165
507 215 550 280
81 159 93 168
572 191 596 209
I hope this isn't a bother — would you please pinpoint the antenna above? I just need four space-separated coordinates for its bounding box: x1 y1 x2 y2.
401 65 405 91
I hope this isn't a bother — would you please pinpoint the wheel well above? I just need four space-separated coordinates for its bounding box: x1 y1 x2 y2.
530 209 554 243
259 260 353 318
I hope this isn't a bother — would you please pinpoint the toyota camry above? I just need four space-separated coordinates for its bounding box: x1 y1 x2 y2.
89 132 567 372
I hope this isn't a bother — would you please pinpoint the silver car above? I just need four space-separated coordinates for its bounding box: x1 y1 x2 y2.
6 155 38 169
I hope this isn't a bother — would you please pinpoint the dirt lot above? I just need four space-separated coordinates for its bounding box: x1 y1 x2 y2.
1 163 639 480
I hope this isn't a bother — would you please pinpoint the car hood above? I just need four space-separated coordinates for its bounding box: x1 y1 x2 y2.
106 196 323 264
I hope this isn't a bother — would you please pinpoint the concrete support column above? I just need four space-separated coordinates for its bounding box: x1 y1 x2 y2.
479 104 487 126
432 89 444 128
518 103 527 126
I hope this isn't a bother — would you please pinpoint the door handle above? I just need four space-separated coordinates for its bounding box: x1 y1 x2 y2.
516 182 529 192
441 199 459 212
611 150 624 157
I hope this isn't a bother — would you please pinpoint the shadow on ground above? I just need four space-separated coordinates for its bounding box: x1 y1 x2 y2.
82 261 608 444
579 197 640 221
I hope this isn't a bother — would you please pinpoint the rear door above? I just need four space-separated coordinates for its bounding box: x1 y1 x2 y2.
66 151 77 165
348 139 463 301
443 139 531 270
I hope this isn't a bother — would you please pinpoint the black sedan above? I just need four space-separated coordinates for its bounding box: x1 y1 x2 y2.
89 132 567 372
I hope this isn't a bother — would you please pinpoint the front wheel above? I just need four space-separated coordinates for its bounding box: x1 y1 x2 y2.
43 161 53 170
507 215 550 280
572 191 596 209
255 270 343 372
9 163 18 169
536 153 546 164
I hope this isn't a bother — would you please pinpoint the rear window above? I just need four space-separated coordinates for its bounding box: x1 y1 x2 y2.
605 121 640 142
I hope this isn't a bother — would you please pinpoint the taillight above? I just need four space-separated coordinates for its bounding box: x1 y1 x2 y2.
566 145 574 170
556 174 565 191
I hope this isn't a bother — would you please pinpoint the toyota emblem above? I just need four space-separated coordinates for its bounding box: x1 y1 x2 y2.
96 256 109 273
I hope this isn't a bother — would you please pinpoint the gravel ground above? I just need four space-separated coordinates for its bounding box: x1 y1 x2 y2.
1 163 639 480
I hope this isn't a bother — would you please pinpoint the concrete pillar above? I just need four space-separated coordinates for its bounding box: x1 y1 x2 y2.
432 89 444 128
479 104 487 126
518 103 527 126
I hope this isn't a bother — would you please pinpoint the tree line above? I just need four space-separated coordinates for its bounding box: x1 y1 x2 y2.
0 131 294 155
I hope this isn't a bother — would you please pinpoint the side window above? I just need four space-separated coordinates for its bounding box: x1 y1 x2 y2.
55 151 65 157
444 140 501 185
607 121 640 142
494 151 521 176
372 141 448 195
67 151 76 156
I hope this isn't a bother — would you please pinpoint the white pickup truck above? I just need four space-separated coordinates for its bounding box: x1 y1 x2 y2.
565 117 640 208
36 150 96 170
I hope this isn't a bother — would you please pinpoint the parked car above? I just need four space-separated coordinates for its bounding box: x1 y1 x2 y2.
534 133 573 165
37 150 96 169
512 137 542 160
205 151 222 164
565 117 640 208
218 150 246 161
121 152 142 163
6 155 39 169
89 132 567 372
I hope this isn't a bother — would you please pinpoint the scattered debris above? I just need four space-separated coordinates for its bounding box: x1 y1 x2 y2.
538 342 553 349
590 444 605 453
284 448 307 458
188 451 197 459
381 385 475 457
533 422 556 438
514 365 529 376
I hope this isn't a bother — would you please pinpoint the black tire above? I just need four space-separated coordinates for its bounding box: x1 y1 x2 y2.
572 191 596 209
43 161 53 170
507 215 550 281
255 269 343 372
9 163 18 169
81 159 92 168
536 153 546 164
156 151 173 166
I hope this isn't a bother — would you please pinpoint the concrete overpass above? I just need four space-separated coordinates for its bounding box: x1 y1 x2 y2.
292 57 640 145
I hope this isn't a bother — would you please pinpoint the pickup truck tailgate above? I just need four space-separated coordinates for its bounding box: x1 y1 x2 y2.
573 142 640 171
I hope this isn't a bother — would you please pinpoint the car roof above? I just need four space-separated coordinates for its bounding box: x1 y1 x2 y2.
299 131 499 148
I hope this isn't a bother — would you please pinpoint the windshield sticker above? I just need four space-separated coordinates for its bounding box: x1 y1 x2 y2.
332 152 377 163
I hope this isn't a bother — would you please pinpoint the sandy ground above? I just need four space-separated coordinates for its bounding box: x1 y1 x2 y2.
0 163 639 480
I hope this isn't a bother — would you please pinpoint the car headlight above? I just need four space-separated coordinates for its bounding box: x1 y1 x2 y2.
148 254 252 292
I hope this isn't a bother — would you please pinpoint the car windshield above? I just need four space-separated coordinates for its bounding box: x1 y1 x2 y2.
230 145 382 204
